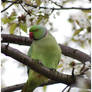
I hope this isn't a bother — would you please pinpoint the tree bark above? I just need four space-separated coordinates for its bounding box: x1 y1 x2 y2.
1 34 91 63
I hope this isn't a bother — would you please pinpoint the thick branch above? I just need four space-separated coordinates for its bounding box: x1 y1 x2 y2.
1 44 75 85
1 44 91 92
1 34 91 63
1 34 33 45
1 77 91 92
59 44 91 64
1 81 58 92
1 83 25 92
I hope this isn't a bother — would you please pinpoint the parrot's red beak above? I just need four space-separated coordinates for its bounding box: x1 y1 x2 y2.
29 32 33 39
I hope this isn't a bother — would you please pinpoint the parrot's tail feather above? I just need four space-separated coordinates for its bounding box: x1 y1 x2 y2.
21 81 35 92
21 70 48 92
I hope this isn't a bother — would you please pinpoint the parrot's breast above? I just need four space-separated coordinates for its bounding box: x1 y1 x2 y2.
29 33 61 69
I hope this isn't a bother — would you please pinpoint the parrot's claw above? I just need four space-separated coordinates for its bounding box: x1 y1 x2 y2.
38 61 44 66
34 60 43 66
49 68 56 72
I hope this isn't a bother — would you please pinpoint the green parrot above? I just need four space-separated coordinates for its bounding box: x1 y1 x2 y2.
22 25 61 92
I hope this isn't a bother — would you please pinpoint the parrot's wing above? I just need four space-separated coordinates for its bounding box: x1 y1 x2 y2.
27 47 32 75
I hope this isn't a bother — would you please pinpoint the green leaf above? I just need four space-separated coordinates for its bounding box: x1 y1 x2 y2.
36 0 41 6
2 2 6 7
82 10 91 13
1 16 16 24
71 38 78 42
75 20 80 25
19 23 27 32
87 27 91 32
10 23 17 34
9 16 16 22
73 28 83 36
57 64 63 69
80 41 85 48
68 18 73 23
1 17 9 24
88 40 91 44
43 86 47 92
36 15 43 24
10 11 17 17
88 16 91 20
2 11 16 24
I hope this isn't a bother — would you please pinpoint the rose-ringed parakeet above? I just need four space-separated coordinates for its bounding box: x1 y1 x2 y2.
22 25 61 92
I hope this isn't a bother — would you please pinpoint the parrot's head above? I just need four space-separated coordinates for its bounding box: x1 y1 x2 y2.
29 25 47 40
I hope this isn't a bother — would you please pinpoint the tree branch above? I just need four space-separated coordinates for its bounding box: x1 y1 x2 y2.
23 3 91 11
1 34 91 63
1 34 33 45
1 44 75 85
1 77 91 92
1 0 91 13
59 44 91 64
1 83 25 92
1 80 60 92
1 2 14 13
1 44 91 92
20 3 31 16
1 0 23 13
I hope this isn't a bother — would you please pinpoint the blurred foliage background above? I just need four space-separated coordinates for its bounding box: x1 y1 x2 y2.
1 0 91 92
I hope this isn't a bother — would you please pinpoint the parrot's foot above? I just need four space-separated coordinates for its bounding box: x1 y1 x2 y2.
34 60 44 66
49 68 56 72
38 61 44 66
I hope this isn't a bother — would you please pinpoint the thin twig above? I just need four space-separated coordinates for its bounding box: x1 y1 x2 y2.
20 4 31 16
80 63 85 72
1 0 22 13
50 0 62 8
1 3 14 13
77 63 90 75
25 3 91 10
80 67 90 75
67 86 72 92
1 0 91 11
62 85 69 92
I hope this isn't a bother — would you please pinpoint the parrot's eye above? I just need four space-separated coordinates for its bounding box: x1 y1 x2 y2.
29 32 33 39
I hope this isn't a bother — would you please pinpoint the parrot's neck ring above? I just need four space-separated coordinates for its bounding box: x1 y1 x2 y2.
34 30 48 40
